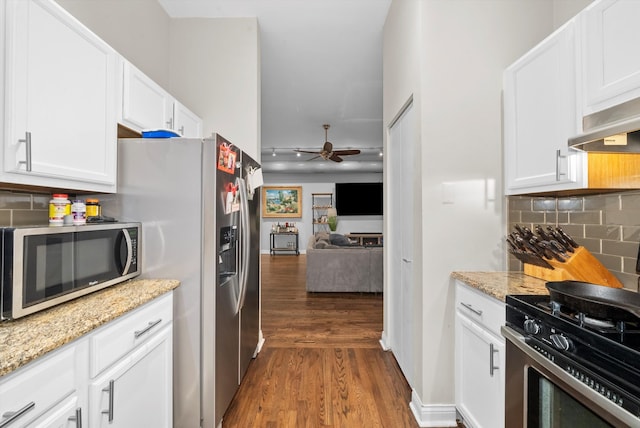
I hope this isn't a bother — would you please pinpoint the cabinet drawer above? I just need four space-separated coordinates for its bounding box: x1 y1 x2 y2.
90 293 173 377
455 281 505 337
0 344 81 427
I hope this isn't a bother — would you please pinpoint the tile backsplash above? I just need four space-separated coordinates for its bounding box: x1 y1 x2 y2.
0 190 50 226
508 190 640 291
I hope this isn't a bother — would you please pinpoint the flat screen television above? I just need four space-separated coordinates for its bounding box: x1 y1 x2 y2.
335 182 383 216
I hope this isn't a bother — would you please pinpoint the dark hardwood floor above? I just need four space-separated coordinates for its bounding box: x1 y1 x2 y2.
222 254 457 427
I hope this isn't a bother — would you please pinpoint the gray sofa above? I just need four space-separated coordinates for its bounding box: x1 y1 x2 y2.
306 233 383 293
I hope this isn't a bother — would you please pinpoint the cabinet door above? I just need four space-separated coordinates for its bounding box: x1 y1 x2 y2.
173 99 202 137
504 18 586 195
25 395 82 428
0 340 87 428
455 313 505 428
121 61 173 132
583 0 640 115
3 0 118 192
89 325 172 428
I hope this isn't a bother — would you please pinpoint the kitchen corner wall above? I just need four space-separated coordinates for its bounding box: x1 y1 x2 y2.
508 190 640 291
0 191 49 226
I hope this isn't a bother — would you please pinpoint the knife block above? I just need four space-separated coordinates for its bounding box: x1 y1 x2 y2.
523 246 623 288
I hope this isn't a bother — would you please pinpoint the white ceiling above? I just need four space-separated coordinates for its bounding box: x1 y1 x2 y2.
158 0 390 173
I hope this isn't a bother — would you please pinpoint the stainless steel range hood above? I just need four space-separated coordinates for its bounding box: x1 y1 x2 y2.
569 97 640 153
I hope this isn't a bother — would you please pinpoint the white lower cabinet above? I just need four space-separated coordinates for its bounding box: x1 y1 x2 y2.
89 325 172 427
25 395 82 428
0 340 88 428
88 292 173 427
455 281 505 428
0 292 173 428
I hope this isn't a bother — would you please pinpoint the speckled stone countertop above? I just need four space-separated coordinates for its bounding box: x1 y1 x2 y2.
0 278 180 377
451 271 550 302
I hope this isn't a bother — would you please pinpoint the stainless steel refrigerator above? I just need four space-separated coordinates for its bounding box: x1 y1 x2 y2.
104 135 262 428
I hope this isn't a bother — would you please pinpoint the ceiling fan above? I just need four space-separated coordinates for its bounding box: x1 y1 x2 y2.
294 124 361 162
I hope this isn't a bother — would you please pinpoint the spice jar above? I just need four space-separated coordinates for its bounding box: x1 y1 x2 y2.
49 194 70 226
71 200 86 225
85 198 101 218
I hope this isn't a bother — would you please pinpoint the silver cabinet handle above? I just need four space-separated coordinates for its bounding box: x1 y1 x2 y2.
556 149 567 180
68 407 82 428
0 402 35 427
166 117 173 129
18 132 32 172
178 125 185 135
102 380 114 422
134 319 162 338
489 343 499 376
460 302 483 316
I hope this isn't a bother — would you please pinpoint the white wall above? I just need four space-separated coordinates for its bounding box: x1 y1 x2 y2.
56 1 261 159
382 0 589 424
169 18 261 160
261 173 383 253
56 0 171 88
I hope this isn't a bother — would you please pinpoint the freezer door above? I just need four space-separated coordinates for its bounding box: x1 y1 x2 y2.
214 135 242 426
239 152 261 383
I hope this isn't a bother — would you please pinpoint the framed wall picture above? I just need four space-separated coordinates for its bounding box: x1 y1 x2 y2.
262 186 302 218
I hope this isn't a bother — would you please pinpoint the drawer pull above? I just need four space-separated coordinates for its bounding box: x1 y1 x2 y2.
0 402 35 427
68 407 82 428
134 318 162 338
102 380 114 422
460 302 483 316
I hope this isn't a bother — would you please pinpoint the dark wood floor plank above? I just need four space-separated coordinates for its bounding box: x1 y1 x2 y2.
221 254 424 427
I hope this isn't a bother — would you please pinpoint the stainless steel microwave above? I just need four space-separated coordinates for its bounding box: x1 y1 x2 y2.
1 222 141 320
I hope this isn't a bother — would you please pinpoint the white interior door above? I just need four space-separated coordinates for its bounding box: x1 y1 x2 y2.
388 102 415 381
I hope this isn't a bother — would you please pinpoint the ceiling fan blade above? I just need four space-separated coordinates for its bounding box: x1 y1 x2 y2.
294 149 322 154
306 155 322 161
332 149 361 156
322 141 333 153
329 153 344 162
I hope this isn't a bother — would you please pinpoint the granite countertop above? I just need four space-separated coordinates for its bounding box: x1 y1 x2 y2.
451 271 550 302
0 278 180 377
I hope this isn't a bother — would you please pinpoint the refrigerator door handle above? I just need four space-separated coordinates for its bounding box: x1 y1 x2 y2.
235 177 251 314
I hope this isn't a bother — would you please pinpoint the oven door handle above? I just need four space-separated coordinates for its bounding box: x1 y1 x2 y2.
501 325 640 427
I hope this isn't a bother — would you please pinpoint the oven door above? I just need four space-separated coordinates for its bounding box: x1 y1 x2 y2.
502 326 639 428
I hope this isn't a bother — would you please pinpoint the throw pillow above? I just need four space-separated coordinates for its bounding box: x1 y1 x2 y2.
315 231 330 242
329 233 352 246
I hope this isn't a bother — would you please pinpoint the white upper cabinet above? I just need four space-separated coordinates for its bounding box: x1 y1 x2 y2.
582 0 640 116
121 61 203 138
504 18 587 195
2 0 119 192
174 99 203 138
121 61 174 133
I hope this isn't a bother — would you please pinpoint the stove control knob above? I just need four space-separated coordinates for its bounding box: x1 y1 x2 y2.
550 333 572 351
524 319 541 335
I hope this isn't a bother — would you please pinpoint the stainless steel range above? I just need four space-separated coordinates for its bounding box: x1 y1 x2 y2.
503 281 640 428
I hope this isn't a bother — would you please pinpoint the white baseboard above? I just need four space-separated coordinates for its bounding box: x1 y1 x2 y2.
254 329 265 357
409 390 458 427
379 331 390 350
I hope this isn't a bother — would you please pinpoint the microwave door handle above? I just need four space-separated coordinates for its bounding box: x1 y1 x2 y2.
119 229 133 275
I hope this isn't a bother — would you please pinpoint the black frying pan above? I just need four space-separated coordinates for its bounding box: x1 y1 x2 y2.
546 281 640 322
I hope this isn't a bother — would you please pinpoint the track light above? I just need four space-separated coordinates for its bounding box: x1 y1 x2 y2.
272 148 276 157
